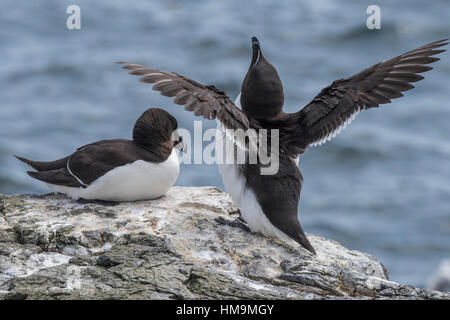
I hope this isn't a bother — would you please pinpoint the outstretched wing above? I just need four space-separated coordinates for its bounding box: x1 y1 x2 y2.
118 62 251 133
287 39 448 155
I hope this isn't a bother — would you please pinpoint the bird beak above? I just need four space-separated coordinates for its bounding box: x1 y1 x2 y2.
252 36 260 49
172 130 187 153
251 36 262 67
175 140 187 153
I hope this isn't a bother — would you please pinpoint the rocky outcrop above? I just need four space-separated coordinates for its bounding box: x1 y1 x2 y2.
0 187 448 300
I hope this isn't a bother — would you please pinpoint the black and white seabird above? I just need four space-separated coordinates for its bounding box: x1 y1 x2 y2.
119 37 448 254
15 108 185 202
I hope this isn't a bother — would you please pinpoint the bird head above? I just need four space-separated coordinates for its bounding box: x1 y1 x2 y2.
240 37 284 119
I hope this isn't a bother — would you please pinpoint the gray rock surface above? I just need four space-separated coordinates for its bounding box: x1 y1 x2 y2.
0 186 448 300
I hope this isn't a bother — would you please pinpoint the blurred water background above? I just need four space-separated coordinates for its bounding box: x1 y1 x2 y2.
1 0 449 288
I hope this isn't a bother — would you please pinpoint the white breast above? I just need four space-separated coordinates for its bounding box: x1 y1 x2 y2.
48 150 180 201
216 93 291 241
217 153 292 243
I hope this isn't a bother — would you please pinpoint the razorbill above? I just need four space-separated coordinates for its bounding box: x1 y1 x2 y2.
15 108 185 203
119 38 447 254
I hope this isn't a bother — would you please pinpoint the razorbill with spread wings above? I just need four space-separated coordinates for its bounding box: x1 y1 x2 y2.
15 108 185 203
119 37 447 254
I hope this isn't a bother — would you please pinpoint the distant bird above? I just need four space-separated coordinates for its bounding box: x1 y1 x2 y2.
119 37 448 254
15 108 185 204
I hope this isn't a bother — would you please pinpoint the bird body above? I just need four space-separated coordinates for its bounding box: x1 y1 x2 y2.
216 95 312 250
41 149 179 201
16 108 184 202
120 38 448 254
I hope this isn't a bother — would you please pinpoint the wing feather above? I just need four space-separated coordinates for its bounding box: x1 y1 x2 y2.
287 39 447 154
118 62 250 133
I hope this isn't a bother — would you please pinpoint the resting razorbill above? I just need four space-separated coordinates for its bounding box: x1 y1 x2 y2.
119 37 447 254
15 108 185 203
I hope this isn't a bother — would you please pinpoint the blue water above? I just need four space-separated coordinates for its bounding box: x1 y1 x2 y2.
1 0 449 289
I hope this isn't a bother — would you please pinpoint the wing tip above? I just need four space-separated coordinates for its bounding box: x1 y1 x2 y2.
13 154 25 162
117 61 130 68
430 49 447 57
118 62 138 70
434 38 449 44
26 170 39 179
424 38 449 49
140 77 153 84
25 170 54 184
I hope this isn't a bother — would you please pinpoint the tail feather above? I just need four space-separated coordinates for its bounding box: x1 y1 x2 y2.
14 155 68 172
293 232 316 255
281 218 316 254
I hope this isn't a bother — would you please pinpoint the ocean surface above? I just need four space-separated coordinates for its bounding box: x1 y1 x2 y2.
1 0 449 289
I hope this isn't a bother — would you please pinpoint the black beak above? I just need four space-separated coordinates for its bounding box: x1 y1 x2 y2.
251 36 261 66
252 36 260 49
175 137 187 153
172 131 187 153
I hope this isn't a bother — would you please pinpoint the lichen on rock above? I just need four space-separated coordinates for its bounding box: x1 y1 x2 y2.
0 187 448 300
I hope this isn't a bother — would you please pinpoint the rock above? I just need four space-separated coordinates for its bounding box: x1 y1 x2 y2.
0 186 448 300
